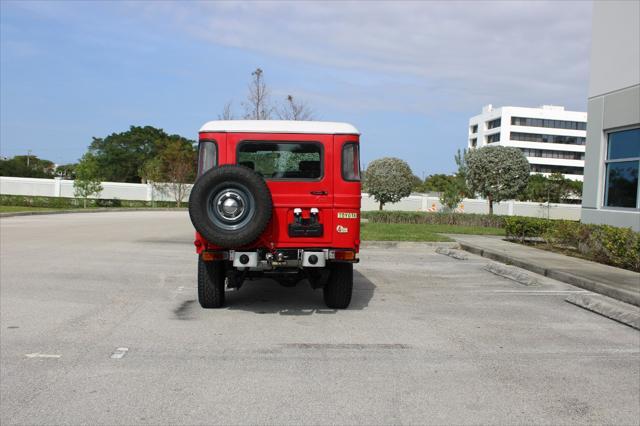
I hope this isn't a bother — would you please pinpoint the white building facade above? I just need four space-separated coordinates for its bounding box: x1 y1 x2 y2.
580 0 639 231
468 105 587 181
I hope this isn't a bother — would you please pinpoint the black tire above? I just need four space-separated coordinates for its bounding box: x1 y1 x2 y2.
189 165 272 248
198 256 226 308
323 263 353 309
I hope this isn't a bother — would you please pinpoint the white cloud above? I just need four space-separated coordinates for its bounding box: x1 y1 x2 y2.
136 0 593 113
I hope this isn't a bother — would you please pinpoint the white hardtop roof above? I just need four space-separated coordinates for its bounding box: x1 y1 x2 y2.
199 120 359 135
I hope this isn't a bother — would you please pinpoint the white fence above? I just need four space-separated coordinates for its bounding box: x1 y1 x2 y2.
0 176 581 220
0 176 177 202
361 193 581 220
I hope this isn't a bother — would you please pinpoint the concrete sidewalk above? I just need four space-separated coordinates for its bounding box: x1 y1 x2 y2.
449 234 640 307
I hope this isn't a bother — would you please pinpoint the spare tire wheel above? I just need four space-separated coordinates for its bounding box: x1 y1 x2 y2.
189 165 272 248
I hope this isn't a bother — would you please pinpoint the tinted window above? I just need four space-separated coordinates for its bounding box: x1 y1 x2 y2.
608 128 640 160
198 140 217 176
604 128 640 208
342 143 360 181
238 142 322 180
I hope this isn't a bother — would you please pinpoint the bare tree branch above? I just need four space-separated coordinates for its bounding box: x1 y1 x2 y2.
277 95 314 121
242 68 273 120
218 100 235 120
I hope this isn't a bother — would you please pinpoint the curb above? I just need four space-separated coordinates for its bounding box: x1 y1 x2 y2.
566 293 640 330
483 261 540 286
458 241 640 307
434 247 469 260
0 208 187 218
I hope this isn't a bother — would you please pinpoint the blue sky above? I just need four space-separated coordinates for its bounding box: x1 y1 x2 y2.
1 1 593 176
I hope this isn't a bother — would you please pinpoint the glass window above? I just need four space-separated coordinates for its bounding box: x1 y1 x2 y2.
238 142 322 180
510 117 586 131
197 140 217 176
487 133 500 143
604 128 640 208
608 128 640 159
342 143 360 181
487 118 501 129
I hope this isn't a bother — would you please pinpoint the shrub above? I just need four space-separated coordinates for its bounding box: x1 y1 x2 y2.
503 217 551 240
584 225 640 271
362 211 507 228
503 216 639 271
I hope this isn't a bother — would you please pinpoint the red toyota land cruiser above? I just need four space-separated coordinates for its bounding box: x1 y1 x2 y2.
188 120 361 309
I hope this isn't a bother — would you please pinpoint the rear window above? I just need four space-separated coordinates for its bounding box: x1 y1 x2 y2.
342 143 360 181
198 140 217 176
237 142 322 180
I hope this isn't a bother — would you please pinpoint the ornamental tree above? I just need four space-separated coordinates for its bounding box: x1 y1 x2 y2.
466 146 530 214
73 153 103 208
364 157 414 210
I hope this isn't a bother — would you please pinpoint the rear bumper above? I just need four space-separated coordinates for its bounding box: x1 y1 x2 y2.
201 248 358 269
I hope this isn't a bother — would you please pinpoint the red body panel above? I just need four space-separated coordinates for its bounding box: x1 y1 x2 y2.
194 131 361 253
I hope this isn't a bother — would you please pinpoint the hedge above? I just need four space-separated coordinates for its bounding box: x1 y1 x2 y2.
505 216 639 272
362 211 507 228
0 194 181 209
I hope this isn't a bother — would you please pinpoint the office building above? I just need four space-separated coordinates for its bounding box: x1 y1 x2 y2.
581 0 639 231
468 104 587 181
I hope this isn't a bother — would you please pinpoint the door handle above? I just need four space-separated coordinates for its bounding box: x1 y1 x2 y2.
310 190 328 196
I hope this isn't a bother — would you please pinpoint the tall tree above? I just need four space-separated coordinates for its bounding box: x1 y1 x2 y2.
243 68 272 120
88 126 194 183
364 157 414 210
141 139 196 207
277 95 314 120
157 140 196 208
423 174 457 192
73 153 103 208
466 146 530 214
0 155 55 178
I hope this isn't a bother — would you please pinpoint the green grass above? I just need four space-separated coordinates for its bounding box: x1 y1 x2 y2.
0 205 72 213
361 223 452 242
360 222 505 242
416 223 505 236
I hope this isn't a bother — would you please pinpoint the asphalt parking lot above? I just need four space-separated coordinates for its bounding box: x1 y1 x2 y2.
1 211 638 425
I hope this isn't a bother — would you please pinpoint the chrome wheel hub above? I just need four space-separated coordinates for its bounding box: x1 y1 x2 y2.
216 191 245 222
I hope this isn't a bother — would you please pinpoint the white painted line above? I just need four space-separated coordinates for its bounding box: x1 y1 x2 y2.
110 347 129 359
25 353 61 358
491 290 590 294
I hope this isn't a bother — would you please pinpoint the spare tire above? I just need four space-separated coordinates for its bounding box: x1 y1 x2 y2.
189 165 272 248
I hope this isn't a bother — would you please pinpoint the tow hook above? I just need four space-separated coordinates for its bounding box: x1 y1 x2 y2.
266 251 287 266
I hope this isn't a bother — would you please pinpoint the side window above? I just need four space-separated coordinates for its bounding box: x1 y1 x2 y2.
342 143 360 181
198 140 217 176
604 128 640 208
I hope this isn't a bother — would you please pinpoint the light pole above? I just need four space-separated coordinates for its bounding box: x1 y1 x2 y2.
27 150 32 167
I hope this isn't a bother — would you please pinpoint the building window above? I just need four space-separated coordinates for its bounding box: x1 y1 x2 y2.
487 133 500 143
470 124 478 134
604 128 640 208
530 164 584 175
470 138 477 148
520 148 584 160
511 117 586 130
510 132 585 145
487 118 501 129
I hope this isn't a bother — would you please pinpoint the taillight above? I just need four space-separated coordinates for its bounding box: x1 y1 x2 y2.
329 250 356 261
201 251 228 261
